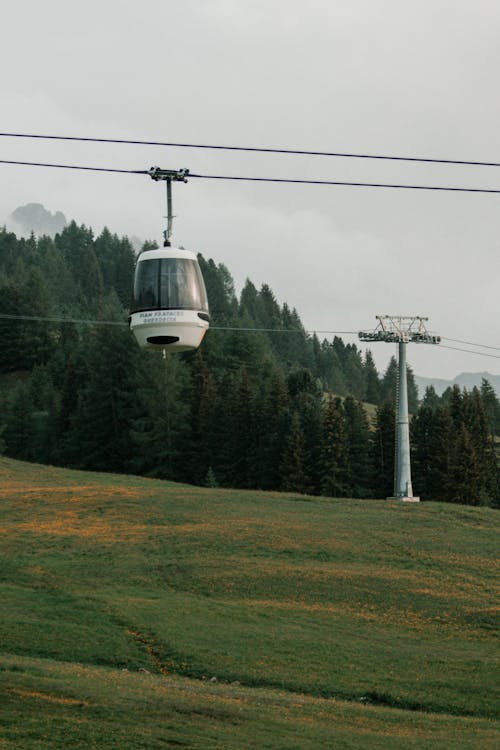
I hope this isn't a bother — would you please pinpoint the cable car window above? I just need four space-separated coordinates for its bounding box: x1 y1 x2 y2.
132 258 208 312
133 259 159 310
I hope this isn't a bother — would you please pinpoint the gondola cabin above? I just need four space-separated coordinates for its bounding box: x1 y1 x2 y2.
130 247 209 352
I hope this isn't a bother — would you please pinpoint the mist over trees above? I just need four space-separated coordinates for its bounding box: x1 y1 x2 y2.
0 223 498 506
8 203 67 238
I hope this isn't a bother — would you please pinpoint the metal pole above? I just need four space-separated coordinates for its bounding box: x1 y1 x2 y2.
164 177 173 245
394 341 414 499
359 315 436 503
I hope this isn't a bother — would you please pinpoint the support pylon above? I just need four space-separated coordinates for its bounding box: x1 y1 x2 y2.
390 341 419 502
359 315 440 503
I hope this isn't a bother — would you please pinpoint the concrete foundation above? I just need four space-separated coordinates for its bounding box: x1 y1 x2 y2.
387 496 420 503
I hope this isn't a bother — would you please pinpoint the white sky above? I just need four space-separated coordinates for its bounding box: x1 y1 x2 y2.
1 0 500 379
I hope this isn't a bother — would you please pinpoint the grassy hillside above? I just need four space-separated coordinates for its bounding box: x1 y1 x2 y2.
0 457 498 749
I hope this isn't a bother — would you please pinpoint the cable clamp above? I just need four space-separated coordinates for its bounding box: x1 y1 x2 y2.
148 167 189 182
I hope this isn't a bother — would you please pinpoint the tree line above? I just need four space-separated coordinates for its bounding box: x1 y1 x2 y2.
0 223 498 506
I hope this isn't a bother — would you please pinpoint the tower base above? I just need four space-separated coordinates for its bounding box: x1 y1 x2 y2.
386 496 420 503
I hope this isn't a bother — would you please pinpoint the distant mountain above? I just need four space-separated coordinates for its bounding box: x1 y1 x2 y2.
7 203 67 237
415 372 500 398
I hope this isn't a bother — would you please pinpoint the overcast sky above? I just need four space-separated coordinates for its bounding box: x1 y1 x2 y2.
1 0 500 379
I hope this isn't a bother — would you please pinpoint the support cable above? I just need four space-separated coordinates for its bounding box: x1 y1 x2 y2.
1 313 499 360
0 159 147 175
441 336 500 352
438 344 500 360
2 131 500 169
0 312 356 336
2 159 500 194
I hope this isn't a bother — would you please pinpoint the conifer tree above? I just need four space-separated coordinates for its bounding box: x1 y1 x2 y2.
446 423 482 505
280 410 307 493
257 366 291 490
65 320 141 472
371 400 395 498
320 395 347 497
380 356 398 405
411 403 440 499
131 353 192 480
187 350 218 485
363 350 381 405
55 222 104 314
480 379 500 436
342 344 365 400
464 388 498 503
239 279 260 323
198 256 237 324
3 383 35 461
427 406 454 500
318 339 346 393
381 355 418 412
219 368 258 489
343 396 373 497
421 385 440 412
293 385 323 494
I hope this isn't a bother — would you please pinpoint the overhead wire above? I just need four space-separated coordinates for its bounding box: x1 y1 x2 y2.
189 172 500 194
2 159 500 194
441 336 500 352
1 140 499 364
0 312 125 326
0 312 355 336
0 159 147 175
2 131 500 169
438 344 500 360
211 326 358 335
0 313 499 361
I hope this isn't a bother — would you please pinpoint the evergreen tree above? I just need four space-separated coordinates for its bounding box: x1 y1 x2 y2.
320 395 348 497
406 363 419 413
0 284 24 372
480 378 500 436
372 401 395 498
257 366 291 490
22 267 56 367
187 350 218 485
280 410 307 493
343 396 373 497
65 321 141 472
239 279 260 323
198 256 237 324
318 339 346 393
217 368 258 489
294 384 323 495
3 383 35 461
380 355 398 404
380 355 418 411
55 222 104 314
411 403 447 500
463 388 498 503
94 228 136 308
427 406 454 500
342 345 365 400
131 353 191 480
421 385 440 412
363 350 381 405
446 423 482 505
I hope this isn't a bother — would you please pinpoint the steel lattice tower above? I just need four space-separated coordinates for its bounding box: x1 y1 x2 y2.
359 316 440 502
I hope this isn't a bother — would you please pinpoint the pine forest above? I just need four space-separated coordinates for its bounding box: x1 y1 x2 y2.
0 223 499 506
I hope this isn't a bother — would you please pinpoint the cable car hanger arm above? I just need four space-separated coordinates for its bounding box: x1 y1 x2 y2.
147 167 189 245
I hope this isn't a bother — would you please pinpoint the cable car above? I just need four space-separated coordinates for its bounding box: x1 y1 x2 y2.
129 167 209 352
129 246 209 351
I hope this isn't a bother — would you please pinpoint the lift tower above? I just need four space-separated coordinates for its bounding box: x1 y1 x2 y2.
359 316 440 502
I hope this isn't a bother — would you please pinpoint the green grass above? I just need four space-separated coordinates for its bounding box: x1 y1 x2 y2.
0 456 499 748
